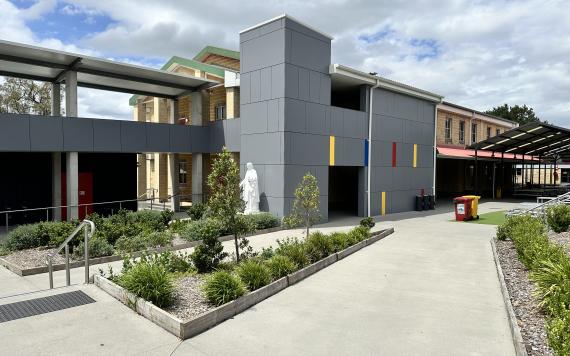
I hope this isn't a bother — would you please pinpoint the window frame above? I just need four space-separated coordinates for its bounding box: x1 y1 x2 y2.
178 160 187 185
471 123 477 144
458 120 465 144
445 117 452 143
486 126 491 139
215 105 226 120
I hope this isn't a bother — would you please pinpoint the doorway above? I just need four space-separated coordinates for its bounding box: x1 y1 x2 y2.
328 166 359 215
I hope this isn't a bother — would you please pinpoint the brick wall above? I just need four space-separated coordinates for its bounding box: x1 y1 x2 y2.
209 86 226 121
437 109 513 147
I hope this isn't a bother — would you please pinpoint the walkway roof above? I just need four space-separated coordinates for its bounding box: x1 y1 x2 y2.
0 40 216 99
470 121 570 160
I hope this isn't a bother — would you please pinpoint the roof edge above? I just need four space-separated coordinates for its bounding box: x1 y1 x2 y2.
239 14 334 40
441 101 518 126
193 45 240 61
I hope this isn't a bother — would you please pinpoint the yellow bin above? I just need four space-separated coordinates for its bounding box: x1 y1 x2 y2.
463 195 480 219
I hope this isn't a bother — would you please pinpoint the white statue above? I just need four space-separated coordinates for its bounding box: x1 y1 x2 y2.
240 162 260 215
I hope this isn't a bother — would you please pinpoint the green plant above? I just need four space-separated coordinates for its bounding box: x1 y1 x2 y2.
548 205 570 233
38 221 77 247
187 202 207 221
547 310 570 355
207 148 253 261
180 218 222 242
359 217 375 229
275 237 309 268
258 246 275 260
190 218 228 273
304 231 333 263
329 232 351 252
203 271 246 306
496 214 530 241
283 173 321 237
245 213 280 230
0 244 9 256
531 257 570 316
347 226 371 243
119 261 174 308
236 259 272 291
74 235 114 258
266 255 296 279
4 224 44 251
168 219 189 234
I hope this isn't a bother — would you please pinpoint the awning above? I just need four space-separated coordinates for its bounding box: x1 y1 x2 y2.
470 121 570 160
437 145 537 161
0 40 216 98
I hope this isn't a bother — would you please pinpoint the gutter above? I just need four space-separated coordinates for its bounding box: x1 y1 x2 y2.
367 79 380 217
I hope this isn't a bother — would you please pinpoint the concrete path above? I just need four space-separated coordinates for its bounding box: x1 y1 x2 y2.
0 202 518 355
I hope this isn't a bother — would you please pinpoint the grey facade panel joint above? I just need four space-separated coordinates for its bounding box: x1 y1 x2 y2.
239 14 334 40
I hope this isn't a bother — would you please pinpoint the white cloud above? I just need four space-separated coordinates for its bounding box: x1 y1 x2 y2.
1 0 570 125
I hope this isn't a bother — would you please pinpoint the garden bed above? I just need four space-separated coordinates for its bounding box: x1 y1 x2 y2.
495 238 552 356
0 226 282 276
95 227 394 339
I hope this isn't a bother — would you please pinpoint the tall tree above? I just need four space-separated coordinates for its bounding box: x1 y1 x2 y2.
485 104 542 125
207 148 253 261
283 173 321 237
0 77 58 115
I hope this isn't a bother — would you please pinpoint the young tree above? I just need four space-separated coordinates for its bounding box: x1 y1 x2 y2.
284 173 321 237
485 104 542 125
207 148 253 261
0 78 61 115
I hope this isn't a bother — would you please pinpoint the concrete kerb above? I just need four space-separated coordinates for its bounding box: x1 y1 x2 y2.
95 228 394 340
490 238 528 356
0 226 283 276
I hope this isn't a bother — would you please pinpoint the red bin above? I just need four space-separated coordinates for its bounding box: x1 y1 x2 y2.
453 196 473 221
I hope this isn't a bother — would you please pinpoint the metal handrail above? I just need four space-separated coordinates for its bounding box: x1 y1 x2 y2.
46 219 95 289
526 191 570 214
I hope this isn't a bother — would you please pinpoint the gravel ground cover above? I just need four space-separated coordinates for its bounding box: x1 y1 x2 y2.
496 239 553 356
1 247 70 269
165 274 213 320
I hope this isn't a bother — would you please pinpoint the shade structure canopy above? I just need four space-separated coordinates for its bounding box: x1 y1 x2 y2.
469 121 570 160
0 39 216 98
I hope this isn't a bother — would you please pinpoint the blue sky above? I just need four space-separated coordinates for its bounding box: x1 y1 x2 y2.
1 0 570 125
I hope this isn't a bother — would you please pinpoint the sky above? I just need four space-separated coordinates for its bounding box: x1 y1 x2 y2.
1 0 569 125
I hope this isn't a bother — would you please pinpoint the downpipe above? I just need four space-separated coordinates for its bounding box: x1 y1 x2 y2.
367 79 380 217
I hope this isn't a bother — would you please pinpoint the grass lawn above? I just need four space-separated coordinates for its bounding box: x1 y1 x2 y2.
467 210 506 225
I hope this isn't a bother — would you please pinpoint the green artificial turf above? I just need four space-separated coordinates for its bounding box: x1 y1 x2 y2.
466 210 507 225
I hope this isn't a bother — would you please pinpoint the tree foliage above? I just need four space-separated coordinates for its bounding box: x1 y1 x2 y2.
0 78 61 115
207 147 253 261
485 104 542 125
283 173 320 237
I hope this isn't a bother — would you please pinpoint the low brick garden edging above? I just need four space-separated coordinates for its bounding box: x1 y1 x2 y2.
95 227 394 339
490 238 529 356
0 226 282 276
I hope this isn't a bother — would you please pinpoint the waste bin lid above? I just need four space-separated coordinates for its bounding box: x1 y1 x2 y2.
454 196 473 203
462 195 480 200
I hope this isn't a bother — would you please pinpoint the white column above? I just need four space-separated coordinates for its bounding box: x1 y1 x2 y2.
168 98 180 212
51 83 62 221
65 71 79 220
190 91 206 203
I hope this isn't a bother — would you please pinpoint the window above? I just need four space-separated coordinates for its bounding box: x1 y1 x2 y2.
445 117 452 143
496 128 500 136
562 169 570 184
471 123 477 144
458 121 465 144
179 160 187 184
486 127 491 139
215 105 226 120
516 168 522 176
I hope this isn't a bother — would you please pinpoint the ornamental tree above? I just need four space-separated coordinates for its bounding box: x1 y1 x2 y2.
207 148 253 261
284 173 321 237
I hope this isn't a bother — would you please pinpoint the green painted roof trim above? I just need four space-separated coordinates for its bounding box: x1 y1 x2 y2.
193 45 240 61
128 55 228 106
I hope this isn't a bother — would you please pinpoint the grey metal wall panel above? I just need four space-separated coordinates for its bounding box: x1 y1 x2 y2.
240 72 251 104
222 119 241 152
397 143 413 168
372 166 393 192
286 132 328 166
93 119 121 152
371 140 393 167
284 98 306 133
307 103 327 135
418 144 434 168
267 99 279 132
412 167 433 191
169 125 191 153
250 70 261 103
241 132 282 164
284 64 298 99
309 71 321 103
241 102 268 134
260 67 272 101
120 121 147 152
0 115 30 151
146 123 170 152
241 17 284 43
320 75 331 105
375 115 403 142
341 137 364 166
30 116 63 151
190 126 209 153
240 29 286 73
330 107 343 136
298 67 310 101
284 17 331 43
392 168 413 191
209 121 224 152
271 64 285 99
343 109 367 139
263 164 285 197
288 30 330 74
63 117 94 152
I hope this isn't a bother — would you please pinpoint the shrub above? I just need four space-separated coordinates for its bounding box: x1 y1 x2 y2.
258 246 275 260
531 257 570 316
359 217 375 229
187 203 207 221
135 251 194 274
5 224 44 251
128 209 169 231
119 261 174 308
74 235 114 258
38 221 77 247
329 232 351 252
266 255 296 279
547 310 570 355
236 260 272 291
245 213 280 230
548 205 570 233
203 271 246 306
0 244 9 256
190 219 228 273
496 214 531 241
304 231 333 263
168 219 189 233
180 218 222 242
347 226 371 243
275 237 309 268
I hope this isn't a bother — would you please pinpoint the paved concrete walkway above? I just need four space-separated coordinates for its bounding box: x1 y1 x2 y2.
0 202 518 355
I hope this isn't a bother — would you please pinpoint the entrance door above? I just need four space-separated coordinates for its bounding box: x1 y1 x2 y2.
61 172 93 220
